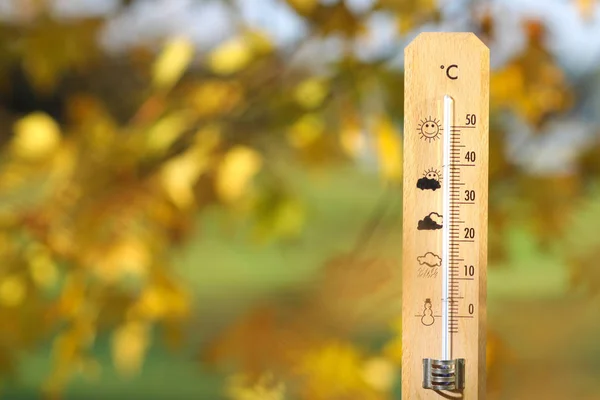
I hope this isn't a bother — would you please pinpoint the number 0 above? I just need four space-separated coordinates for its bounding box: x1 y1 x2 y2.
468 304 474 314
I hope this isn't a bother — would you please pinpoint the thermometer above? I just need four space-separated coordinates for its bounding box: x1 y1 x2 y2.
402 33 489 398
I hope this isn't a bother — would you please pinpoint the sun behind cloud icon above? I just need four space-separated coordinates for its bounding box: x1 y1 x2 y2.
417 252 442 268
417 168 441 191
418 117 441 142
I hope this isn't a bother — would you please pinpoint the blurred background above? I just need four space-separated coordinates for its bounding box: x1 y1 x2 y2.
0 0 599 399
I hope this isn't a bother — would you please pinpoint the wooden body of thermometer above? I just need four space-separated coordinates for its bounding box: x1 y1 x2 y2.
402 33 489 398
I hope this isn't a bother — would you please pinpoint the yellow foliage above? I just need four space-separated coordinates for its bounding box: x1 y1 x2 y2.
294 78 328 109
491 64 524 107
271 198 305 238
111 321 150 377
373 115 402 182
216 146 263 203
254 196 305 242
58 275 86 319
287 113 324 148
20 19 102 93
392 0 438 34
159 124 221 208
146 112 192 155
94 238 151 283
362 357 396 392
131 283 190 321
491 44 573 125
226 372 286 400
287 0 318 14
382 337 402 365
296 341 376 399
28 249 58 289
161 146 209 209
246 30 274 55
190 80 244 117
133 286 169 320
340 112 365 158
48 314 97 392
209 37 254 75
0 275 26 307
12 112 61 160
208 31 273 75
152 36 195 90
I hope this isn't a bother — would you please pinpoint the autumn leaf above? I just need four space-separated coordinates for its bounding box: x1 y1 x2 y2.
27 245 58 289
12 112 61 160
287 113 325 149
216 146 263 204
160 145 209 209
146 112 193 156
208 31 272 75
294 78 328 109
209 37 254 75
152 36 195 90
111 321 150 377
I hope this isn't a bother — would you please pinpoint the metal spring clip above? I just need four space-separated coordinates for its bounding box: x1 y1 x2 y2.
423 358 465 391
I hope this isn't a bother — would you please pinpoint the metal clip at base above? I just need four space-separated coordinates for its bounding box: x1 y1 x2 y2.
423 358 465 391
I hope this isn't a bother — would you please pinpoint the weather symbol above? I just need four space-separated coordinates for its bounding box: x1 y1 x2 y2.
421 299 435 326
418 117 441 142
417 168 441 191
417 252 442 268
418 212 443 230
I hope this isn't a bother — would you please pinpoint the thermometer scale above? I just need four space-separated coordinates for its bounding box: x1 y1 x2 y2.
402 33 489 398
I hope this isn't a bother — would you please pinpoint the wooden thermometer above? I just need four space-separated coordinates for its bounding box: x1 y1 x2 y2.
402 33 489 398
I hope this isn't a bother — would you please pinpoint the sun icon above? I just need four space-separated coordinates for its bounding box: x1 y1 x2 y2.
418 117 441 142
424 168 441 182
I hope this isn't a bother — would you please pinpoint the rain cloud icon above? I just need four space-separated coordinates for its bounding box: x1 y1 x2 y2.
417 252 442 268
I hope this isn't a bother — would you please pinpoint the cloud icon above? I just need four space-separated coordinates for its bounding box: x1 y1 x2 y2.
417 252 442 268
418 212 443 230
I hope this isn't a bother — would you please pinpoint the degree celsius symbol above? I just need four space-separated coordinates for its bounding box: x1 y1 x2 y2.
441 64 459 80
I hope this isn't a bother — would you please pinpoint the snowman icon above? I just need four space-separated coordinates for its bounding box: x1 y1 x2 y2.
421 298 435 326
